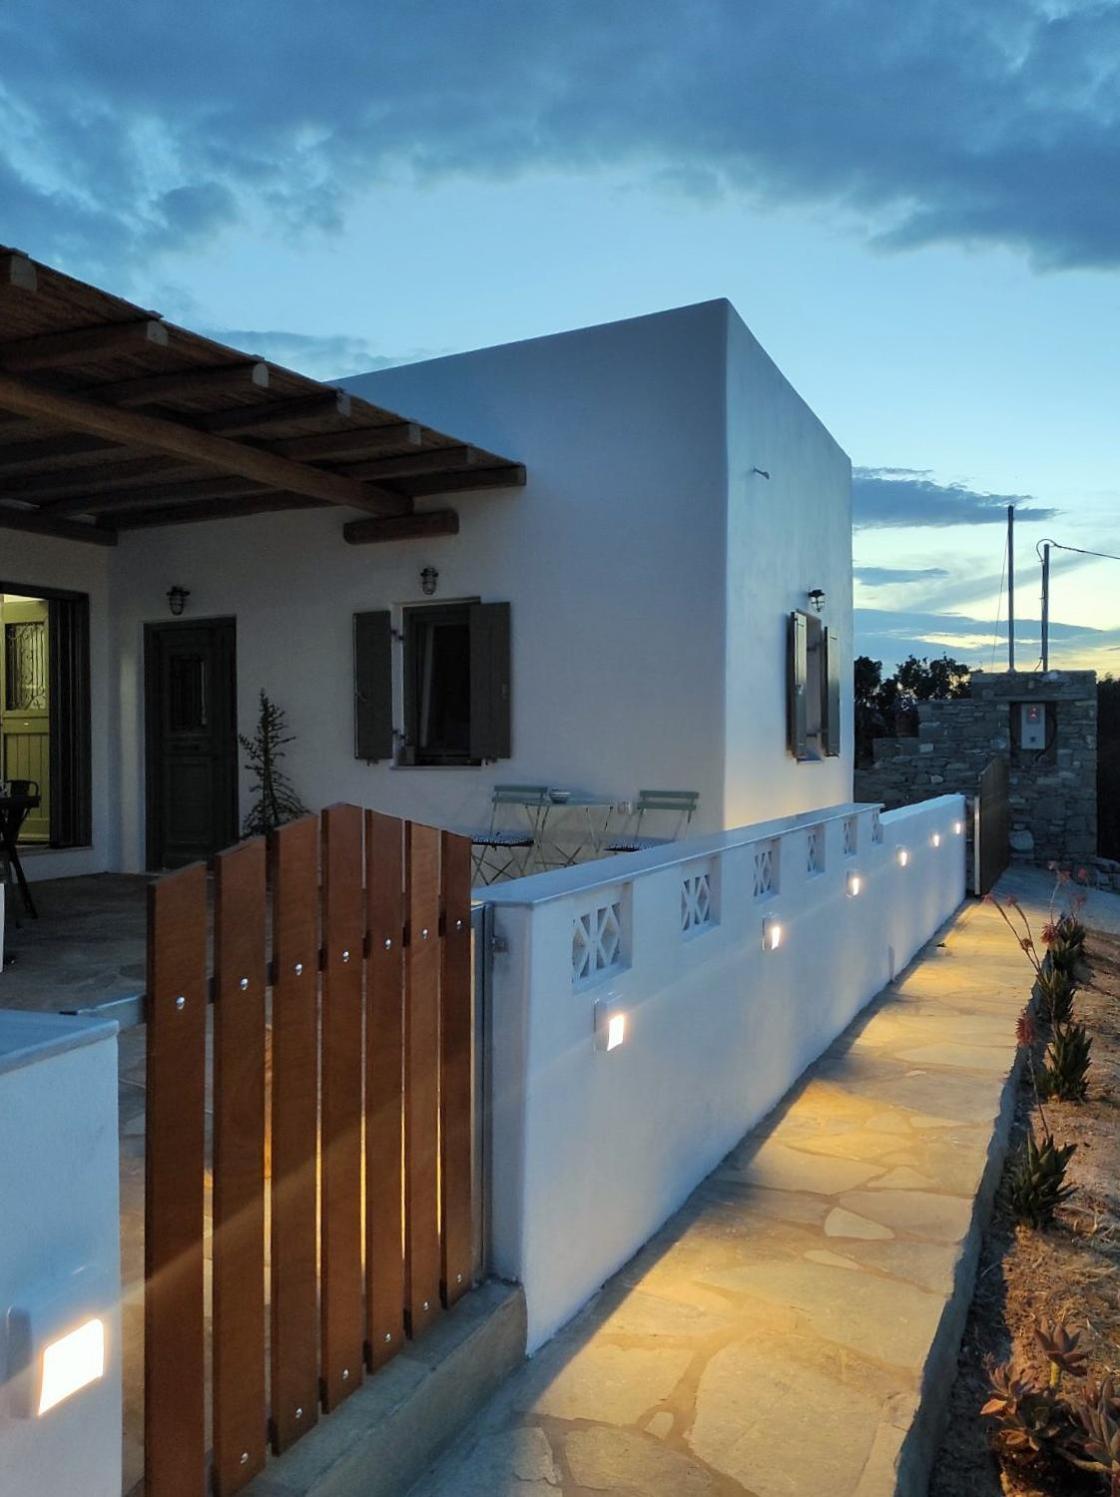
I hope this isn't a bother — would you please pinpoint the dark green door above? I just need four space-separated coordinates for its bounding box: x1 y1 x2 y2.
145 619 238 869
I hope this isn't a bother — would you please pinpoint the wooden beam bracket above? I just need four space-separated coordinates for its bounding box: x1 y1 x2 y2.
343 509 459 546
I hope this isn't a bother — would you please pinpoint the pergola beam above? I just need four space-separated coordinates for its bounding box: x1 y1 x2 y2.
271 422 422 460
109 493 324 529
343 445 478 481
9 455 192 503
91 359 270 408
0 371 410 516
197 390 352 434
343 509 460 545
0 502 117 546
49 476 279 516
0 433 120 473
1 253 37 292
398 464 526 497
0 318 169 371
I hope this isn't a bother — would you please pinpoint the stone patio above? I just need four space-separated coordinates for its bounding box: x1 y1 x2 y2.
408 872 1081 1497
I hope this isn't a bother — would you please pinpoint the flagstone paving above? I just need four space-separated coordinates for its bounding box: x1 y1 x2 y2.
410 877 1056 1497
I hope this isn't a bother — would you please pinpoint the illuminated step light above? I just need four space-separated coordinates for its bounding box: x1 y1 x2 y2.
593 997 626 1052
5 1270 111 1419
847 870 863 897
897 847 910 868
953 820 964 835
931 832 942 848
37 1318 105 1415
763 915 784 951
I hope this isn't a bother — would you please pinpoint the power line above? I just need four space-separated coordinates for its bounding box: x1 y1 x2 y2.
1035 537 1120 566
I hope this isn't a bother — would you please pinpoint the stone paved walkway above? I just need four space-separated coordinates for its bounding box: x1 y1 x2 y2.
411 877 1053 1497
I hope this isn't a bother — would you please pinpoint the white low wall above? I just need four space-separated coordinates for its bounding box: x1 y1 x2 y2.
483 795 966 1351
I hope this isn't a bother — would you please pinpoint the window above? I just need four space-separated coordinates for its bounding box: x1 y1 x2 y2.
354 601 511 766
788 611 841 761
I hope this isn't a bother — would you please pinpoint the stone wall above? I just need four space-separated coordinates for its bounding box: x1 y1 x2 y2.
854 670 1097 864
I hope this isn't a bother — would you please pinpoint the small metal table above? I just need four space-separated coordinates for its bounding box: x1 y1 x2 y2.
0 791 41 920
528 792 632 871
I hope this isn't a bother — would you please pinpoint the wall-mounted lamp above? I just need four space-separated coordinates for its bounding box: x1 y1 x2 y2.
594 996 626 1052
166 586 190 617
5 1273 110 1419
420 566 439 597
847 870 863 897
807 588 826 614
953 820 964 836
762 915 784 951
931 832 942 848
897 847 910 868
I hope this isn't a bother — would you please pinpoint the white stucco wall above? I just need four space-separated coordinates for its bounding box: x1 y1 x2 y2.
2 299 852 871
0 1013 121 1496
484 795 967 1351
0 532 116 881
724 307 854 824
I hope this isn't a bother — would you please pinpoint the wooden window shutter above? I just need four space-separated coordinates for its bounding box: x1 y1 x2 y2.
469 602 511 761
354 611 393 761
822 626 842 758
787 611 808 759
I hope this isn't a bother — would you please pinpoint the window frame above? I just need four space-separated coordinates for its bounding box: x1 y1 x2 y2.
401 601 479 768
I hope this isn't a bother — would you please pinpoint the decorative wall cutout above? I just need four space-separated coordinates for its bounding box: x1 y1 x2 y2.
753 841 778 899
573 899 625 985
681 869 713 934
807 826 824 875
871 809 884 844
843 816 858 857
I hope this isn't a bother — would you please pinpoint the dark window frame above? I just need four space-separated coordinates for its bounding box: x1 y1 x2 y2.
402 601 478 767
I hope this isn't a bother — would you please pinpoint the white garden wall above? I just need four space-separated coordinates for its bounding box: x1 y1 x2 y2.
483 794 966 1351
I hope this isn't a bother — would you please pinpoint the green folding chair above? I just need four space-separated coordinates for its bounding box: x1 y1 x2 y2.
606 789 699 852
469 784 551 884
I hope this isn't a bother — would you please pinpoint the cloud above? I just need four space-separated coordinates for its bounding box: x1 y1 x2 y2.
854 566 950 587
856 605 1120 673
202 328 437 380
2 0 1119 278
853 467 1059 529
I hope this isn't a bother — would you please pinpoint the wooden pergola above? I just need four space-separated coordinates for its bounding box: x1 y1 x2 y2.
0 247 524 548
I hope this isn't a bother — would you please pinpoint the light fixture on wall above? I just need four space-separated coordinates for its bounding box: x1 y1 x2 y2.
953 819 964 836
419 566 439 597
594 995 626 1051
762 915 784 951
897 847 910 868
847 870 863 897
931 831 942 848
807 588 826 613
166 586 190 617
5 1272 110 1419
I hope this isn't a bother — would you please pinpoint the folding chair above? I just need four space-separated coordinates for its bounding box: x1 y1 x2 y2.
469 784 551 885
605 789 699 853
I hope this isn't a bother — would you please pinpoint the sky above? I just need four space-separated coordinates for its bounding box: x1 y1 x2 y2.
2 0 1119 675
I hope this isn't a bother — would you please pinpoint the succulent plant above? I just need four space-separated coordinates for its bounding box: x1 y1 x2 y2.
1071 1377 1120 1491
1040 1023 1092 1103
1005 1130 1077 1227
982 1361 1061 1455
1038 966 1076 1026
1034 1319 1089 1386
1049 939 1081 978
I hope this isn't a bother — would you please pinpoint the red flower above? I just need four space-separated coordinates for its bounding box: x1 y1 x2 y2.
1041 922 1059 947
1020 937 1033 953
1016 1010 1037 1049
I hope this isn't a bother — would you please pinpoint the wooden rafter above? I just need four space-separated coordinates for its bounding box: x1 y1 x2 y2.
8 455 192 502
198 390 351 435
343 509 460 545
398 464 526 497
109 493 324 529
90 360 270 408
0 318 168 371
0 503 116 545
271 422 421 460
0 372 410 516
1 252 36 291
0 433 120 472
343 445 478 481
46 477 272 516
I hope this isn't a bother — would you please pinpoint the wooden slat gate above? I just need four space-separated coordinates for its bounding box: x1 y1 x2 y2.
973 756 1010 896
144 805 475 1496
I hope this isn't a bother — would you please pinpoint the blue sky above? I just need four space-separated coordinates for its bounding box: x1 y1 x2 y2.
3 0 1119 674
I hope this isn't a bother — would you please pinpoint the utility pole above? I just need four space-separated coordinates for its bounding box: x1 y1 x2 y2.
1041 541 1051 672
1007 504 1015 671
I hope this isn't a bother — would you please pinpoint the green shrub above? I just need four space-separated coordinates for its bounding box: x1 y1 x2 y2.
1005 1130 1077 1227
1038 967 1075 1026
1040 1023 1092 1103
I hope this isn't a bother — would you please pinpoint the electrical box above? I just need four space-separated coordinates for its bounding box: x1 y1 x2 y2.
1019 701 1046 751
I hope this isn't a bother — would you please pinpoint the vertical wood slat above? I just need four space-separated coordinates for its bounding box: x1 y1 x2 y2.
269 816 320 1454
145 863 208 1497
440 831 473 1307
364 810 405 1371
404 822 443 1338
212 839 268 1494
320 804 365 1410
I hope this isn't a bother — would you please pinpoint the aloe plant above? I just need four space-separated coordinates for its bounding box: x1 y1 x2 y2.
1005 1130 1077 1228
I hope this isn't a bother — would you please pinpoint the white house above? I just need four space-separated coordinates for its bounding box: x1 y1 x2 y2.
0 250 851 881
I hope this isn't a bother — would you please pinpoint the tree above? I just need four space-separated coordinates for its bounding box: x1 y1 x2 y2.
239 690 308 836
855 653 972 765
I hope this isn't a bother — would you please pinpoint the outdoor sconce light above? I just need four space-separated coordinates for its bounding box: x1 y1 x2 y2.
166 585 190 617
931 832 942 848
594 995 626 1052
762 915 784 951
953 820 964 836
420 566 439 597
897 847 910 868
847 870 863 897
807 588 826 613
5 1273 109 1418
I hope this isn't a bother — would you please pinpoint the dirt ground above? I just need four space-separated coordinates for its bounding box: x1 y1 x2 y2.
931 930 1120 1497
